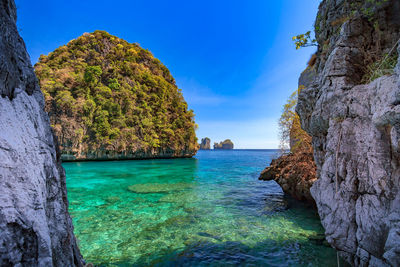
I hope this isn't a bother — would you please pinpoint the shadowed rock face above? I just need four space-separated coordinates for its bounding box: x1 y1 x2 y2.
0 0 83 266
296 0 400 266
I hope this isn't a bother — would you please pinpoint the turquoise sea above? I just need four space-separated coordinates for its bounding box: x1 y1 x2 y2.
65 150 337 266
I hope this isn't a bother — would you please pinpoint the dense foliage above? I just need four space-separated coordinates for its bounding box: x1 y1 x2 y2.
278 86 311 153
35 31 198 156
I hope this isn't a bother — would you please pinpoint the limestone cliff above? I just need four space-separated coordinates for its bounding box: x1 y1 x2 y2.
34 31 198 161
296 0 400 265
259 150 317 205
0 0 83 265
199 137 211 150
214 139 234 150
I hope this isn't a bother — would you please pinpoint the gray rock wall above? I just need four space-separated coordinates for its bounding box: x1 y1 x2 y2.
297 0 400 266
0 0 83 265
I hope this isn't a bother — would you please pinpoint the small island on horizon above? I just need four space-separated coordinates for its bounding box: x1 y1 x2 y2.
213 139 234 150
2 0 399 266
199 138 234 150
199 137 211 150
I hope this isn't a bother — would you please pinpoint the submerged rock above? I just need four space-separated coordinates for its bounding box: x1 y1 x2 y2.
105 196 121 204
296 0 400 265
158 191 199 203
0 0 83 265
127 183 192 194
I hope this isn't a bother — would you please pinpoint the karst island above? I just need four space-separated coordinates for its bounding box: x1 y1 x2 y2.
0 0 399 266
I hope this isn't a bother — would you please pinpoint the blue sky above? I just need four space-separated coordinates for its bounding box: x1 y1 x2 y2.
16 0 319 148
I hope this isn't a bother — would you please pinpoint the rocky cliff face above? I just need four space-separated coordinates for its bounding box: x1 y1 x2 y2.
296 0 400 265
259 79 317 206
0 0 83 265
259 151 317 205
199 137 211 150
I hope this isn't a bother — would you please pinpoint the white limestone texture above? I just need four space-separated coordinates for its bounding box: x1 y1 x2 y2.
0 0 83 265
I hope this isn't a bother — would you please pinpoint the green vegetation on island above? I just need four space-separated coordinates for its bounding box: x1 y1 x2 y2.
213 139 234 150
199 137 211 150
34 30 198 160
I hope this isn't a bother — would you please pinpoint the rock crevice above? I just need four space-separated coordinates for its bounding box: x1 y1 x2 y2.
296 0 400 266
0 0 83 265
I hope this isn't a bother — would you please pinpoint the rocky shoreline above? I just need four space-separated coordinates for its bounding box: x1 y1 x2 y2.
259 151 317 206
61 148 197 161
262 0 400 266
297 0 400 265
2 0 400 265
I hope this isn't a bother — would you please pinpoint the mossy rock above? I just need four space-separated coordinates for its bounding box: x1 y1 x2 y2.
105 196 120 203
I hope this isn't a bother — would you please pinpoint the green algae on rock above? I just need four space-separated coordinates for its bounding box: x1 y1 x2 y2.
34 30 198 161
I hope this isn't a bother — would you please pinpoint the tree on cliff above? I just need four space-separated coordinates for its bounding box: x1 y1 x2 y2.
35 31 198 159
292 31 317 50
278 85 311 153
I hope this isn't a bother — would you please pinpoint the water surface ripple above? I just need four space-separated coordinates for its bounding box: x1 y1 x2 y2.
65 149 337 266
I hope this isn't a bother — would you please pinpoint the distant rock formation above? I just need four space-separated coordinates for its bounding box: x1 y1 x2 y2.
214 139 234 150
199 137 211 150
0 0 83 265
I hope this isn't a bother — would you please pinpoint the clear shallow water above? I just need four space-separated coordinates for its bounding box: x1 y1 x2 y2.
65 150 337 266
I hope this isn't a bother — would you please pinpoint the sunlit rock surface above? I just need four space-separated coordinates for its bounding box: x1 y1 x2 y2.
297 0 400 265
0 0 83 265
